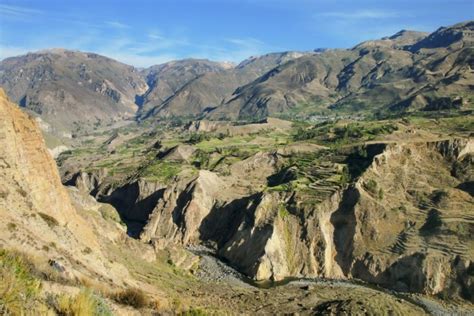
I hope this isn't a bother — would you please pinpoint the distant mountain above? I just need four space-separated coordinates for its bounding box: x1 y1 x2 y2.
138 59 233 117
138 52 311 120
0 21 472 131
206 21 473 121
407 21 474 51
0 49 147 134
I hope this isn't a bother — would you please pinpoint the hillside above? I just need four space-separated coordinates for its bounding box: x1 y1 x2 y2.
1 21 472 131
1 19 474 314
138 59 233 117
1 87 447 316
0 49 147 135
138 52 310 120
207 21 474 121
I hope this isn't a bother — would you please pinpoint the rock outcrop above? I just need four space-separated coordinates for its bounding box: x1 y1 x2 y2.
0 89 134 285
141 138 474 301
0 88 96 243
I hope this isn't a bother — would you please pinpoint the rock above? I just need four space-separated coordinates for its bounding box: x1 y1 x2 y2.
141 138 473 300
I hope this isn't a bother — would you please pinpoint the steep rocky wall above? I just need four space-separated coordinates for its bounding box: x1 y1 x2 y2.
65 170 167 237
348 139 473 299
140 137 473 300
141 170 225 245
0 89 97 247
0 89 141 287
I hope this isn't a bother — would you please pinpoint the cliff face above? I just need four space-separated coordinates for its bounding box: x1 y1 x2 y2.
141 138 473 300
0 89 75 223
348 139 473 297
0 88 108 273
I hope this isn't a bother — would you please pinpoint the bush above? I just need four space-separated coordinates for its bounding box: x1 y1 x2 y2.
293 127 319 141
185 132 210 144
38 212 59 227
7 222 16 231
420 209 443 235
0 249 42 314
278 204 290 218
363 179 378 195
378 188 384 200
180 308 208 316
113 288 148 309
54 289 113 316
99 205 122 224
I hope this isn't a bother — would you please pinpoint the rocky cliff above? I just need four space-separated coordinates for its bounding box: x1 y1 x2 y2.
0 88 135 285
140 138 474 301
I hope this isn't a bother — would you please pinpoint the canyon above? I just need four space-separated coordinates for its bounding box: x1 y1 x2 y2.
0 19 473 315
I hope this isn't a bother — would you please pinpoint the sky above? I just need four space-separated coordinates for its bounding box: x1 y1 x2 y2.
0 0 472 67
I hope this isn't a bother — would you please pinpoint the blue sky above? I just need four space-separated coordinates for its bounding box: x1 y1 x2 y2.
0 0 472 67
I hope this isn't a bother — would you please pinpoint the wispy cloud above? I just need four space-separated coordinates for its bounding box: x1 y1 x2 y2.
206 37 268 61
0 4 43 20
148 33 165 40
105 21 130 29
97 51 177 68
318 10 401 20
0 45 35 60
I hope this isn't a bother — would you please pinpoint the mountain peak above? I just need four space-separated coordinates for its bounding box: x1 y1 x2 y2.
407 20 474 51
386 29 429 41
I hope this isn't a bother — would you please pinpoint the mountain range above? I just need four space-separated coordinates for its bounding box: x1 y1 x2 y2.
1 21 472 135
1 19 473 314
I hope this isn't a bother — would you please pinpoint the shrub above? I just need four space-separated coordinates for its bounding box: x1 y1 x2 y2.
363 179 378 195
7 222 16 231
113 288 148 309
38 212 59 227
293 127 318 141
420 209 443 235
54 289 113 316
185 132 210 144
180 308 208 316
278 204 290 218
99 205 122 223
378 188 384 200
0 249 42 314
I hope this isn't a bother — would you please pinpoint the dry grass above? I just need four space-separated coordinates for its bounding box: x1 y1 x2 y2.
38 212 59 228
112 287 149 309
56 290 97 315
0 249 42 314
48 289 113 316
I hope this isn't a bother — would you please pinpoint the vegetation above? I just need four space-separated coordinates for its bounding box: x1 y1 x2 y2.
0 249 42 314
99 204 123 224
363 179 378 193
293 120 398 145
112 288 149 309
38 212 59 227
53 289 113 316
278 204 290 218
420 209 443 235
180 308 208 316
140 160 182 182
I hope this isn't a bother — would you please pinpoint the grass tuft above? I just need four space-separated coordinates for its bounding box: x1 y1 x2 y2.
0 249 42 314
112 287 149 309
38 212 59 227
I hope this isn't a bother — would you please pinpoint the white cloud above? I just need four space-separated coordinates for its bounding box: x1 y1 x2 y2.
199 37 268 62
97 51 177 68
318 10 401 19
148 33 165 40
0 4 43 19
105 21 130 29
0 45 36 60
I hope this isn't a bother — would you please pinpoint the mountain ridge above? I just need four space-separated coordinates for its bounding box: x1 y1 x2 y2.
0 20 472 134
